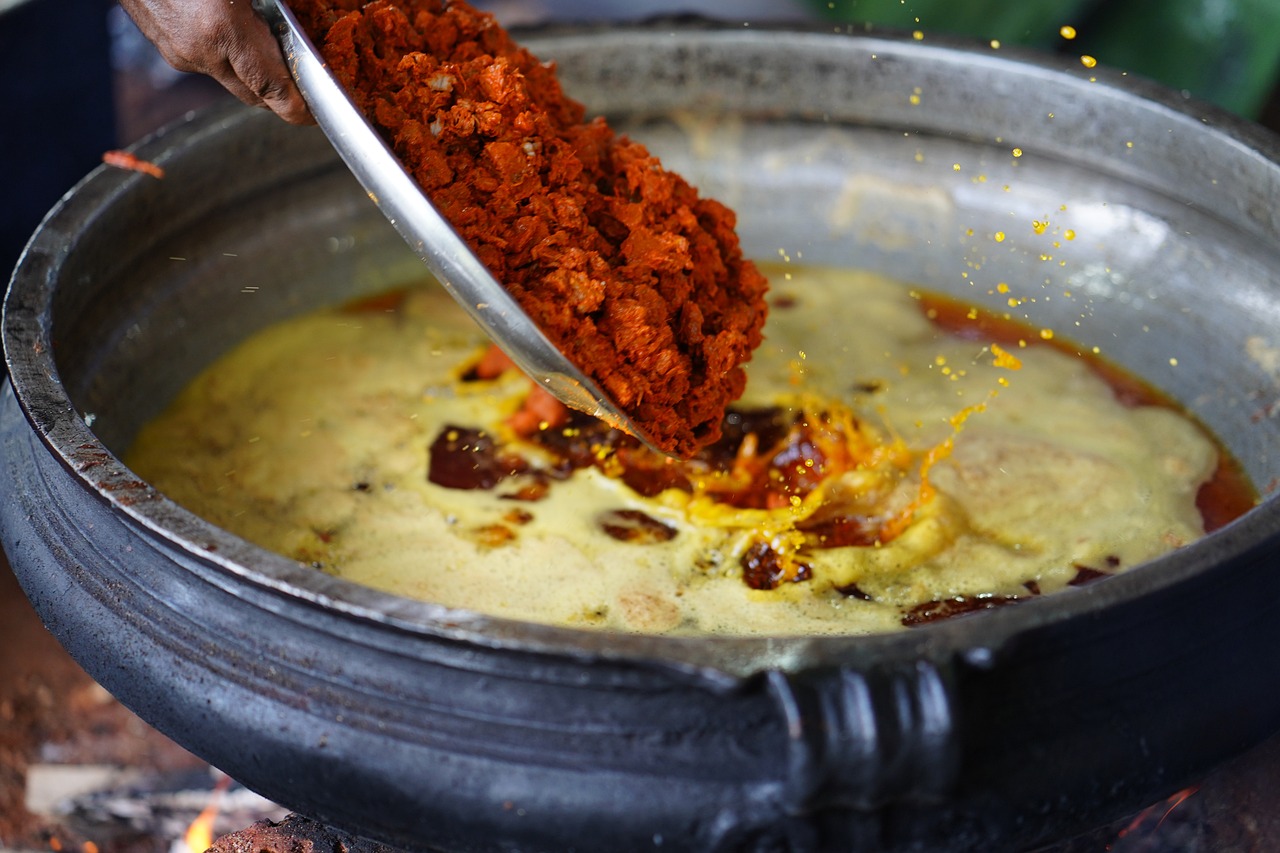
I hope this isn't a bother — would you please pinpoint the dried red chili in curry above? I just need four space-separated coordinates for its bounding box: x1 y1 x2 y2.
289 0 768 457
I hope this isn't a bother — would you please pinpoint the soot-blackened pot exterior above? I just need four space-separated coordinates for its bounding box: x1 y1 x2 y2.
5 24 1280 852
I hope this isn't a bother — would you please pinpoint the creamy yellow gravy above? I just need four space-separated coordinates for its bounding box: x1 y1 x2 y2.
128 267 1217 635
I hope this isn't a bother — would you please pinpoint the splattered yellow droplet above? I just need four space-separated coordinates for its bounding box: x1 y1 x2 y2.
912 30 924 40
996 282 1009 294
994 231 1006 243
990 343 1023 371
1080 55 1097 68
953 163 962 171
1012 147 1024 158
1059 25 1077 39
1039 328 1055 340
1032 219 1049 235
910 93 921 105
1064 229 1076 240
990 39 1001 49
1169 357 1179 366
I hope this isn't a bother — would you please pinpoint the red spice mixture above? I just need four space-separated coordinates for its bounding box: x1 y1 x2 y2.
290 0 768 457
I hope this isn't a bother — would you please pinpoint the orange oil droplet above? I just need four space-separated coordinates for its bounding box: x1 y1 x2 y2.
990 343 1023 370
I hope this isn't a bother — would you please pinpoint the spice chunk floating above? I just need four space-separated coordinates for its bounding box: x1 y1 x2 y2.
289 0 768 457
102 149 165 179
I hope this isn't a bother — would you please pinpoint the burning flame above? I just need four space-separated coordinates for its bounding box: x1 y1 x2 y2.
178 774 233 853
183 806 216 853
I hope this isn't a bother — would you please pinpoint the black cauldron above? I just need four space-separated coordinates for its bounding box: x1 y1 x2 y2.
4 24 1280 853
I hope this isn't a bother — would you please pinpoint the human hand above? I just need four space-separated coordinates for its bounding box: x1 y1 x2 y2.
118 0 312 124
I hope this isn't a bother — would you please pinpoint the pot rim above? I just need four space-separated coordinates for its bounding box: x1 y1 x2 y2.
5 22 1278 681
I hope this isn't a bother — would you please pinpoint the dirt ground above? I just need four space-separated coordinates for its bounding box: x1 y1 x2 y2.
0 554 207 853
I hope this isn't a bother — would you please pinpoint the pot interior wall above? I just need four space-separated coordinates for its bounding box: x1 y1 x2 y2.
54 71 1280 494
51 128 425 454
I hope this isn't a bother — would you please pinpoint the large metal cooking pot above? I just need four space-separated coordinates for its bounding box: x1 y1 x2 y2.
5 22 1280 853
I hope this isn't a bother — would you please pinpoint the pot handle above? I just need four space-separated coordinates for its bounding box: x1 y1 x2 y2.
766 660 957 812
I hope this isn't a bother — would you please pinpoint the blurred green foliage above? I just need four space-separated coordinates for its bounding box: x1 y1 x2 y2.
807 0 1280 117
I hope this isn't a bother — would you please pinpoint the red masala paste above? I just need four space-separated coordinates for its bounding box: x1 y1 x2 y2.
290 0 768 457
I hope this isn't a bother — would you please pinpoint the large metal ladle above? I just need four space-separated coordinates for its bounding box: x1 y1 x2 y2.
256 0 663 453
